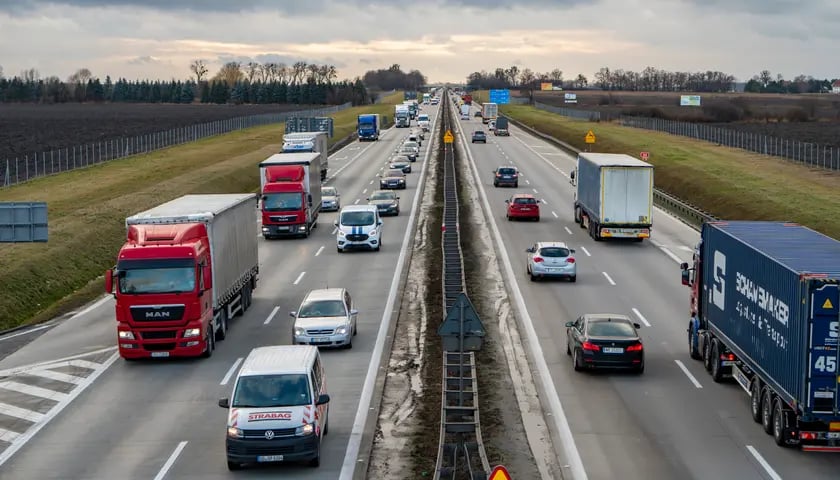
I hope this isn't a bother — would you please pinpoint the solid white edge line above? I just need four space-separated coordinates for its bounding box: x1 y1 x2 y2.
659 247 685 264
263 306 280 325
220 357 244 386
0 323 55 343
293 271 306 285
338 103 441 480
454 101 589 480
674 359 703 388
580 246 591 257
631 308 651 327
0 294 112 343
153 441 188 480
745 445 783 480
315 245 325 257
602 271 616 285
0 351 120 467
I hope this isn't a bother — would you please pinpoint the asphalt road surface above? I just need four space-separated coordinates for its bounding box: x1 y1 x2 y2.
455 98 840 480
0 103 439 480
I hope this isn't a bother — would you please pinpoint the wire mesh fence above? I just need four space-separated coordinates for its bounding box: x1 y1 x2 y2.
534 101 602 121
1 102 352 188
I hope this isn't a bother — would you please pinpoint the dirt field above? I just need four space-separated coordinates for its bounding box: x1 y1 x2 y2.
533 91 840 146
0 103 319 160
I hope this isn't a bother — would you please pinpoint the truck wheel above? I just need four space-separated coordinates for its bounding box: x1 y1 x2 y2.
761 389 774 434
216 310 228 341
202 329 214 358
710 341 724 383
750 380 763 423
688 324 701 360
702 337 713 372
574 207 581 224
772 398 792 447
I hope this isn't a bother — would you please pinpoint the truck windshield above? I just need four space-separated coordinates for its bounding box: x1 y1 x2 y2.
119 266 195 294
232 374 311 408
264 193 302 212
341 211 375 226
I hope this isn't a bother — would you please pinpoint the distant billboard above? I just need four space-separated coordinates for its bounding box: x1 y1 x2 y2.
564 93 578 104
540 82 553 91
680 95 701 106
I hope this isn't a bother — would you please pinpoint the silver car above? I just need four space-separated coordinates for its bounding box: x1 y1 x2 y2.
526 242 577 282
291 288 358 349
321 186 340 211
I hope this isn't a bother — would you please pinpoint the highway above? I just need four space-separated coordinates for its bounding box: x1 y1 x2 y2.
454 97 840 480
0 103 439 479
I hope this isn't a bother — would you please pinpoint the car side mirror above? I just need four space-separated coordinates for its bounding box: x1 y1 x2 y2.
634 323 642 329
350 309 358 315
218 397 230 408
570 171 576 179
333 220 338 226
526 247 534 253
564 322 574 328
504 199 510 203
570 249 576 253
396 196 400 199
681 269 691 286
289 311 297 318
316 394 331 406
378 220 383 225
366 197 370 201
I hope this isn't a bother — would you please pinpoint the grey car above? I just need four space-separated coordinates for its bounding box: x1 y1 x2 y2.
389 159 412 174
526 241 577 282
397 145 418 162
291 288 358 349
367 190 400 216
321 186 340 212
380 169 407 189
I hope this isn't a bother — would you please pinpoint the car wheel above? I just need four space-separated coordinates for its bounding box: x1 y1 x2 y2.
569 276 577 283
493 182 498 187
535 216 540 222
566 339 571 356
573 349 583 371
514 182 518 188
635 359 645 374
529 271 537 282
337 246 343 253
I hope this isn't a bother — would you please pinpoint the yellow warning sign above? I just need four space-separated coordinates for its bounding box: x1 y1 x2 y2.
443 130 454 144
584 130 596 144
823 298 834 309
489 465 512 480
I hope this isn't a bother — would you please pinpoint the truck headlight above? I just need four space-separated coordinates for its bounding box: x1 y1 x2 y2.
295 424 314 436
227 426 244 438
118 330 135 340
183 328 201 338
294 326 306 336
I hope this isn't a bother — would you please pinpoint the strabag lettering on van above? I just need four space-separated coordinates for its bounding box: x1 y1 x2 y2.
248 411 293 421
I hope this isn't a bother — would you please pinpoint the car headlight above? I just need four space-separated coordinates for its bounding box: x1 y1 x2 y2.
369 229 378 236
336 325 349 335
118 330 135 340
183 328 200 338
294 326 306 336
227 426 244 438
296 424 314 436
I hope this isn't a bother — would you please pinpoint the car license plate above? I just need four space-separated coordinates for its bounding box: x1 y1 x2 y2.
314 337 330 343
603 347 624 354
257 455 284 462
151 351 170 358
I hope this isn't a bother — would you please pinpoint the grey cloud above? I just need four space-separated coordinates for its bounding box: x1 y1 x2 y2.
127 55 160 65
681 0 826 15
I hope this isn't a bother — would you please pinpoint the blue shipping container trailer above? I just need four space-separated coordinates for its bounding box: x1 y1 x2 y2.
682 221 840 450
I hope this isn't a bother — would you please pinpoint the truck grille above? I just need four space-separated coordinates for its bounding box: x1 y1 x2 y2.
306 328 335 335
269 215 296 222
130 305 185 322
346 234 368 241
140 331 177 340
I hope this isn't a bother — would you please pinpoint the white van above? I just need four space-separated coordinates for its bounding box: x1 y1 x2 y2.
219 345 330 470
335 205 382 252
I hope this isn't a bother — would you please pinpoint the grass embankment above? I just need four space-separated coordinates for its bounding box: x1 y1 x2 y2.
0 92 404 331
497 104 840 239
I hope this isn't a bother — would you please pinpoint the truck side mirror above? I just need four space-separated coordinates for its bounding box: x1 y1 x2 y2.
308 194 313 206
570 171 575 179
218 397 230 408
681 269 691 286
104 269 114 295
680 262 689 270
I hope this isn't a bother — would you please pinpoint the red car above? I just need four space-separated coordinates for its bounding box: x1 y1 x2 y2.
505 194 540 221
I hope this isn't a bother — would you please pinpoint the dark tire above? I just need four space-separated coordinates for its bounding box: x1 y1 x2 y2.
688 324 702 360
566 340 571 356
761 389 774 434
569 276 577 283
710 341 724 383
216 310 228 341
530 272 537 282
514 182 518 188
772 398 790 447
309 446 321 467
636 358 645 374
750 380 763 423
573 349 584 372
337 246 343 253
202 329 214 358
703 337 713 372
535 216 540 222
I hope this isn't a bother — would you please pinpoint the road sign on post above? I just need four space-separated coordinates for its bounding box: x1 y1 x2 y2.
443 130 454 144
0 202 48 243
488 89 510 104
489 465 512 480
640 151 650 160
585 130 596 144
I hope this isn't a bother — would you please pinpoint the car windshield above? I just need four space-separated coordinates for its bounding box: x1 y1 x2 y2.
322 187 337 197
386 170 404 177
587 320 636 337
370 191 395 201
418 115 429 121
298 299 346 317
404 142 418 149
263 192 302 212
539 247 570 257
232 374 311 408
514 197 536 204
474 131 484 136
341 211 375 226
498 168 516 175
119 266 195 294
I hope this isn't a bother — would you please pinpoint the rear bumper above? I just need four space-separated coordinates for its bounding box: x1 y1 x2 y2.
508 210 539 219
494 179 517 186
531 264 575 277
599 226 651 239
581 351 643 368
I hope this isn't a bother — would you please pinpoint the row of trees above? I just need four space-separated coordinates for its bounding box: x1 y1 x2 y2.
0 61 370 105
467 65 838 93
362 64 427 91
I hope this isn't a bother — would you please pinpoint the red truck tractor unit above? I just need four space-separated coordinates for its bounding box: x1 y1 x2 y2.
105 194 260 360
259 152 322 239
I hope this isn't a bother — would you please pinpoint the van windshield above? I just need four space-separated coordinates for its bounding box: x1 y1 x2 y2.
341 211 375 226
232 374 311 408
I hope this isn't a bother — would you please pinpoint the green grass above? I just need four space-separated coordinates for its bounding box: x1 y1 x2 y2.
0 93 406 331
499 104 840 239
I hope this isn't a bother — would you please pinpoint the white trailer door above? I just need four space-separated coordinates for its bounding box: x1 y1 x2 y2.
602 167 652 224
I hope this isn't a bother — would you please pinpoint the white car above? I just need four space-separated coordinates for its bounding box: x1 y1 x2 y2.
525 241 577 282
291 288 358 348
335 205 382 252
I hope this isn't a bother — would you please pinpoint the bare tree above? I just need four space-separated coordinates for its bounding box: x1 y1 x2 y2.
0 65 4 79
214 62 244 88
20 68 40 82
292 61 307 85
519 68 536 88
276 63 288 82
550 68 563 82
505 65 520 86
327 65 337 82
190 59 209 83
246 62 260 83
575 74 588 88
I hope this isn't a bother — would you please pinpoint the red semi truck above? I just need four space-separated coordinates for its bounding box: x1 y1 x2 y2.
259 152 322 239
105 194 259 360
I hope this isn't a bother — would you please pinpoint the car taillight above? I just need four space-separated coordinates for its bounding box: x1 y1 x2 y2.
533 257 544 263
495 173 501 177
626 343 643 352
512 174 518 177
566 257 575 263
582 341 600 352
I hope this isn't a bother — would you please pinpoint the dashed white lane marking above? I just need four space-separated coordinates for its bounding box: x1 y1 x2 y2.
293 271 306 285
220 358 243 385
263 306 280 325
632 308 651 327
580 246 591 257
674 360 703 388
315 246 324 257
746 445 782 480
602 272 616 285
564 226 573 235
153 441 188 480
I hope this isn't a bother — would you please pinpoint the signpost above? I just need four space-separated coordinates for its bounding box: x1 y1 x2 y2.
443 130 454 144
584 130 596 152
640 151 650 160
488 89 510 105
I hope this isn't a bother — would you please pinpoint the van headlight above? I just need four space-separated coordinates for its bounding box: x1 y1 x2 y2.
227 426 244 438
338 230 346 237
296 424 314 436
369 229 377 236
183 328 200 338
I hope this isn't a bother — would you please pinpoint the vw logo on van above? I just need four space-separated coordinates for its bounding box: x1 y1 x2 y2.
264 430 275 440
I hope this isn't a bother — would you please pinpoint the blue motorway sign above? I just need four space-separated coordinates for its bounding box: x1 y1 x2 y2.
488 89 510 105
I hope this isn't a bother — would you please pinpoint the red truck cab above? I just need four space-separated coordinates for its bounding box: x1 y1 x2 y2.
262 165 309 238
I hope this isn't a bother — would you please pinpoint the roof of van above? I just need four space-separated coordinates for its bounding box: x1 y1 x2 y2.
239 346 317 376
340 204 377 213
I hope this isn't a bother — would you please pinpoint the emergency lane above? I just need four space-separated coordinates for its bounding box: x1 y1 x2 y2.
0 104 439 479
456 98 840 480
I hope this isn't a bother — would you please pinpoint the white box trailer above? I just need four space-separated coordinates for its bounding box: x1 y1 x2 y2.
281 132 329 180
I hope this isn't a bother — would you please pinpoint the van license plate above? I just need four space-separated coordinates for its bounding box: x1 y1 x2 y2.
602 347 624 354
151 352 170 358
257 455 284 462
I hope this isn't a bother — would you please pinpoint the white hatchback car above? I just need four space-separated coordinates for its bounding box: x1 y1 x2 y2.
526 241 577 282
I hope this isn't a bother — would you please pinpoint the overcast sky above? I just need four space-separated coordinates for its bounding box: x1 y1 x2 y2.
0 0 837 83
